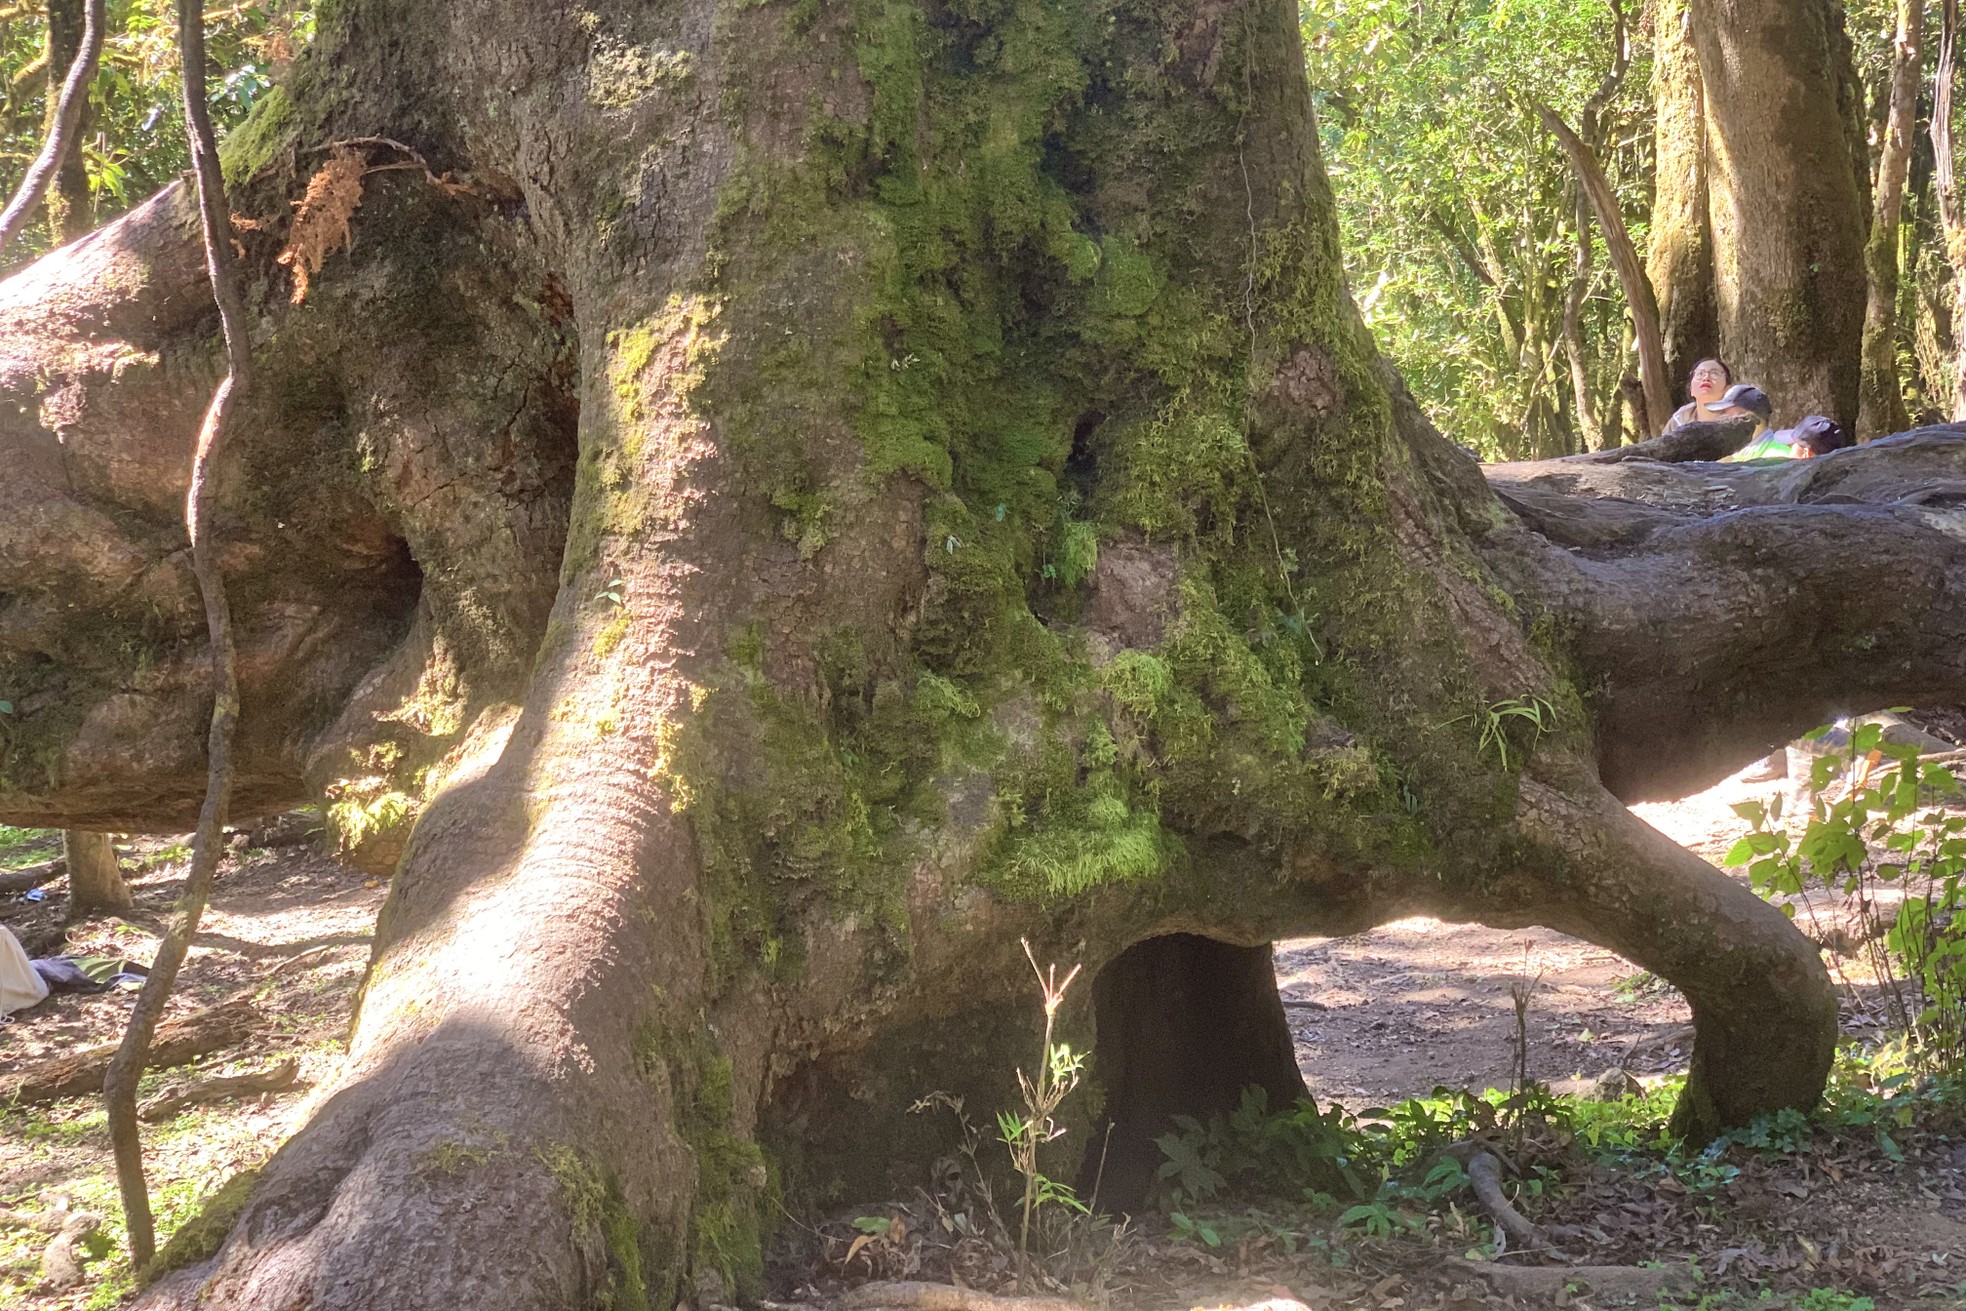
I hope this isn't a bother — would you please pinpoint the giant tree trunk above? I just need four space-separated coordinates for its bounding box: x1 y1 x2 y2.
1689 0 1870 425
9 0 1966 1305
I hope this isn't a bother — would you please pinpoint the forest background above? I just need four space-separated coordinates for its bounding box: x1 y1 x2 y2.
4 1 1966 1305
2 0 1946 463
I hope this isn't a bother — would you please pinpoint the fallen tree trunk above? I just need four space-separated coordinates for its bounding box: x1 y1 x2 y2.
0 858 64 896
0 996 256 1105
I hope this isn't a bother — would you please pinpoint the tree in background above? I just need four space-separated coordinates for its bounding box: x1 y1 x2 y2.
1687 0 1870 427
1858 0 1923 438
1303 0 1650 459
0 0 309 268
62 830 131 919
1647 0 1717 391
1314 0 1966 442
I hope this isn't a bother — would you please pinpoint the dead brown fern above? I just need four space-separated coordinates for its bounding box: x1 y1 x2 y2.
273 138 482 304
276 144 366 304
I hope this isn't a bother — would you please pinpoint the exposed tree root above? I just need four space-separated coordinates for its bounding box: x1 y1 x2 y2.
0 1204 105 1292
36 1208 102 1291
138 1058 299 1122
1465 1150 1548 1254
842 1282 1087 1311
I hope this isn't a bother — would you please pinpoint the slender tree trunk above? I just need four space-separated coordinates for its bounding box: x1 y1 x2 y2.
1935 0 1966 418
1539 105 1671 437
1859 0 1924 439
0 0 101 252
62 830 131 918
1647 0 1718 397
1691 0 1870 426
43 0 93 243
1561 187 1602 450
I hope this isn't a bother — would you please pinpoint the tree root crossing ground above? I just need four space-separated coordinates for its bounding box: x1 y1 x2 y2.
5 770 1964 1310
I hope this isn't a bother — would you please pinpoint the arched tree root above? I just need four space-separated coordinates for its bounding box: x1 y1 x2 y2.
1498 771 1839 1142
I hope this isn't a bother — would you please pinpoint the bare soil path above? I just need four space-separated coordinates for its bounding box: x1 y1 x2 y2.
1277 767 1857 1111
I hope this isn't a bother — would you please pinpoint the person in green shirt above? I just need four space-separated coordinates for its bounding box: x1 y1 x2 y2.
1726 413 1853 463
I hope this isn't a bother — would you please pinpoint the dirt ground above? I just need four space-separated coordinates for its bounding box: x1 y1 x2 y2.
1276 766 1809 1111
1 822 385 1309
2 763 1964 1309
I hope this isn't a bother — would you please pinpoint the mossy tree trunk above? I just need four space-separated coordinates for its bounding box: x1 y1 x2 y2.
1647 0 1719 397
43 0 93 243
1858 0 1922 440
7 0 1963 1305
1688 0 1869 426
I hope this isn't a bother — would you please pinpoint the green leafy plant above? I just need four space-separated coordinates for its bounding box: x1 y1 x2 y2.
1726 719 1966 1071
1152 1086 1372 1210
1791 1290 1877 1311
1448 695 1558 771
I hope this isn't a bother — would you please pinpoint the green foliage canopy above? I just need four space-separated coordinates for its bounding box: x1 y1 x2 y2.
1302 0 1651 458
0 0 311 269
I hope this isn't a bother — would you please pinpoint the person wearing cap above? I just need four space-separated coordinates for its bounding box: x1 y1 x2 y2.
1725 413 1853 463
1662 359 1767 434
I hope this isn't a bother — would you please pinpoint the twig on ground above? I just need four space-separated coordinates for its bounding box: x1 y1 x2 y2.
254 943 341 984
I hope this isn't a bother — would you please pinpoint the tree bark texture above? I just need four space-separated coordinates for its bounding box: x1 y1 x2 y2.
1934 0 1966 419
1858 0 1923 440
61 829 130 918
1648 0 1719 397
4 0 1956 1304
44 0 95 244
1689 0 1870 426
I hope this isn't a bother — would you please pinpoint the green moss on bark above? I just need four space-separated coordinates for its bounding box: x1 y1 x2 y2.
632 1018 774 1301
139 1168 261 1286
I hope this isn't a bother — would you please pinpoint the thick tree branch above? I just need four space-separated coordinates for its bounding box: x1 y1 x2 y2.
1482 427 1966 799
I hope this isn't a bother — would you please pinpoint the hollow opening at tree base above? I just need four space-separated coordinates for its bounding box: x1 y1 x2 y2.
1085 934 1306 1212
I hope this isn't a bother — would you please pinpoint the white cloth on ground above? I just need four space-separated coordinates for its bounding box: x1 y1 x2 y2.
2 922 49 1015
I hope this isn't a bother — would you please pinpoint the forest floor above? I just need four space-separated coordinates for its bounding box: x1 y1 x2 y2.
1 766 1963 1310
